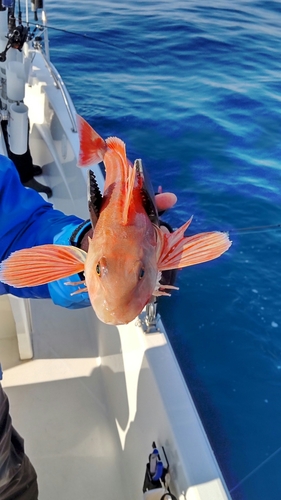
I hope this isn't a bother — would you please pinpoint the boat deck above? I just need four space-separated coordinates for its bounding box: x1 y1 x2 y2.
1 291 231 500
1 300 127 500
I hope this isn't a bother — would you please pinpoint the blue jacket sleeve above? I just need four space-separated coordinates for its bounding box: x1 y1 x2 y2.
0 155 91 309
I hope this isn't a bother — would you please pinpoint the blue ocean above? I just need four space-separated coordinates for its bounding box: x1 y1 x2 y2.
47 1 281 498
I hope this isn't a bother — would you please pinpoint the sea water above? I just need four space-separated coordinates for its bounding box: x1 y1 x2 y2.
47 1 281 498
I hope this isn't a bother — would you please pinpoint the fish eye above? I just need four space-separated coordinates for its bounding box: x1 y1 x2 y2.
96 263 101 276
139 267 145 280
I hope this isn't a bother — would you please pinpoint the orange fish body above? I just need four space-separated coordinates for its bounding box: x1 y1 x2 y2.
0 115 232 325
83 130 160 324
85 220 158 324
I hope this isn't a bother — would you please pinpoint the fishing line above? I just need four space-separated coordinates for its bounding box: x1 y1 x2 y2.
190 223 281 237
229 444 281 493
22 20 281 239
28 21 148 63
228 223 281 235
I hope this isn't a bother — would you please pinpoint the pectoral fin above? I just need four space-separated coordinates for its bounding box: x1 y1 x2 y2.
156 219 231 271
0 245 87 288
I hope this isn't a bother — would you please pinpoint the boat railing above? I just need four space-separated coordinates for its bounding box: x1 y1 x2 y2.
138 299 162 334
8 295 33 360
37 47 78 133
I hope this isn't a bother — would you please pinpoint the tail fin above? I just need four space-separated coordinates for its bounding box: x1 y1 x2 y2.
156 219 231 271
77 114 107 167
0 245 86 288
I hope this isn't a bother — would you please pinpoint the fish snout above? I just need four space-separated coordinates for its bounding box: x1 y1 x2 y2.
85 252 158 325
89 283 152 325
92 296 146 325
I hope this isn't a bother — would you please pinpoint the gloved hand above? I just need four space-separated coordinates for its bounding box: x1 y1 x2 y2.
48 220 91 309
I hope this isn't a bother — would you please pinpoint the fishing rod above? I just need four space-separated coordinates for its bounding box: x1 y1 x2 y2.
0 0 30 60
28 20 148 63
0 0 147 62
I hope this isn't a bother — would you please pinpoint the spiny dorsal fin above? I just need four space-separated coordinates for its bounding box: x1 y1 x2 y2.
88 170 103 228
134 159 159 225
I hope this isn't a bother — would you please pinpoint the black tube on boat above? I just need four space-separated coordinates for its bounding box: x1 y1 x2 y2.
31 0 43 10
31 0 43 21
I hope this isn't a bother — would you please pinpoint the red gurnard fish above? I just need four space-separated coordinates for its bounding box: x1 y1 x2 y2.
0 116 232 325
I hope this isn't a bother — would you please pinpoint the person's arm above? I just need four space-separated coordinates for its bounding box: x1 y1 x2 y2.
0 156 177 309
0 155 90 308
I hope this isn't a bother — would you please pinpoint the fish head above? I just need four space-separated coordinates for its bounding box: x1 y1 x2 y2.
84 228 158 325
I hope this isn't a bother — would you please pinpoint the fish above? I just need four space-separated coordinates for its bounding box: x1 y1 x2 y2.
0 115 232 325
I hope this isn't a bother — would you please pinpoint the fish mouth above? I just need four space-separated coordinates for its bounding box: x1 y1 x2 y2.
94 298 145 326
96 308 140 326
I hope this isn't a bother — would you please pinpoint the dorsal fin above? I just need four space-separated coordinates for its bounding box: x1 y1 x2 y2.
105 136 135 225
105 136 128 185
106 136 127 157
122 163 136 225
